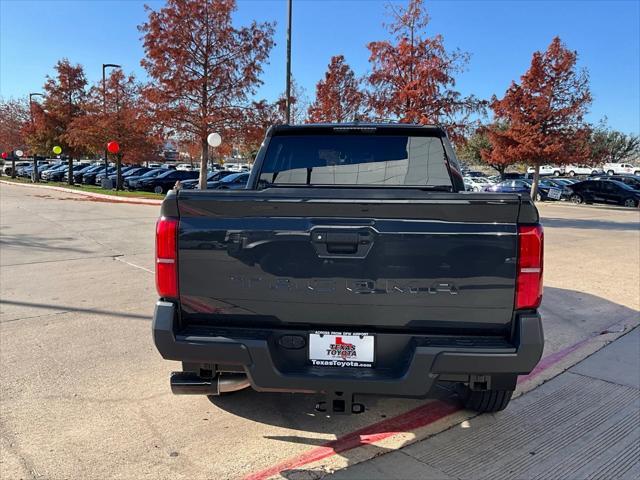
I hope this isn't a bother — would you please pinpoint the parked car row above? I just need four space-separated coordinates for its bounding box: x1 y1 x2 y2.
461 165 640 208
524 163 640 177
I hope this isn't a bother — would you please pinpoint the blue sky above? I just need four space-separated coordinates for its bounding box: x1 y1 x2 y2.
1 0 638 133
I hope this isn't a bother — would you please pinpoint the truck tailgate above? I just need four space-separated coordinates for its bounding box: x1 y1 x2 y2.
175 189 524 333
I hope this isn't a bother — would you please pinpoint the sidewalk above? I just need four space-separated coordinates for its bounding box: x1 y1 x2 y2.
331 327 640 480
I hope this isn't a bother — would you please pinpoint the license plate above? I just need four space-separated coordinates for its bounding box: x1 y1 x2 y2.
309 332 374 368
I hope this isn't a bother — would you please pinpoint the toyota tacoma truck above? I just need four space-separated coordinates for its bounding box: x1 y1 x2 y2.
152 123 544 414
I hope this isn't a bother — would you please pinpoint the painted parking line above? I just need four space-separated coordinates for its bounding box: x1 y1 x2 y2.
244 319 635 480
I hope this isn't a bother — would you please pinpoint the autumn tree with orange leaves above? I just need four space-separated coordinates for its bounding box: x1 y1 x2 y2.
0 98 30 154
139 0 275 189
367 0 484 141
308 55 365 123
484 37 592 199
22 59 88 184
67 70 162 188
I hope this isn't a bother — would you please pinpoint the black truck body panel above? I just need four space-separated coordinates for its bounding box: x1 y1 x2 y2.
175 190 527 333
153 124 544 404
153 300 543 396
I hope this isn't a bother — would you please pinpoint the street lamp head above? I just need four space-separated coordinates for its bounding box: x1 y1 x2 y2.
103 63 122 69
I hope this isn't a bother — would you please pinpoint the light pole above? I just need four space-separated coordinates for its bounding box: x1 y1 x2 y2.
29 92 44 182
285 0 292 124
102 63 121 178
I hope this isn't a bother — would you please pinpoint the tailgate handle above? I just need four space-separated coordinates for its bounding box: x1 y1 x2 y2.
311 230 373 258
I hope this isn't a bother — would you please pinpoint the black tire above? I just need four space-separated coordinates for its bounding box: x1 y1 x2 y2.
463 389 513 413
634 171 640 176
554 171 560 176
623 198 637 208
570 194 583 204
568 170 576 177
154 185 164 194
607 170 614 175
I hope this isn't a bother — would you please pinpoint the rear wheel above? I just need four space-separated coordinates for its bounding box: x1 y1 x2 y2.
463 389 513 413
554 171 561 176
607 170 614 175
570 194 584 204
568 170 576 176
623 198 638 208
154 185 164 194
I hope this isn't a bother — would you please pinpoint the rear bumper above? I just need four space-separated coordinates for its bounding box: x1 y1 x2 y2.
152 301 544 397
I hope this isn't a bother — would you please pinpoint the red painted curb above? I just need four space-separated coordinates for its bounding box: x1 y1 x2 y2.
244 321 631 480
0 180 162 206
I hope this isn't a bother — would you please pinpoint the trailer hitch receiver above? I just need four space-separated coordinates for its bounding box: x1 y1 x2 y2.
315 392 365 415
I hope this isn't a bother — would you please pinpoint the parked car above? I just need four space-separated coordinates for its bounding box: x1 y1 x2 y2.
124 168 166 190
484 179 531 194
22 161 53 177
502 172 525 180
4 161 31 175
463 176 493 192
484 179 563 201
83 167 115 184
137 169 199 193
225 163 251 172
95 166 135 185
527 165 563 176
591 175 640 190
207 172 249 189
40 164 67 180
568 179 640 207
180 170 234 189
465 171 487 178
175 163 194 171
554 178 580 186
603 163 640 176
69 164 102 183
105 167 154 186
153 123 545 415
564 165 603 176
64 164 96 182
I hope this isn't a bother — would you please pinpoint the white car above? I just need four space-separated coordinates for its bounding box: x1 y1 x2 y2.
603 163 640 176
176 163 194 171
464 176 494 192
527 165 564 176
564 165 603 176
225 163 251 172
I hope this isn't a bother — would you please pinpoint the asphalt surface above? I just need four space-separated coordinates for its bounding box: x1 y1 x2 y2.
331 327 640 480
1 182 639 479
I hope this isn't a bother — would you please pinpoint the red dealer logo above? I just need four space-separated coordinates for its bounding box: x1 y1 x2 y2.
327 337 356 360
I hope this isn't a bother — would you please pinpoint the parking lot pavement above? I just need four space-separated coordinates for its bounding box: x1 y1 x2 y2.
1 182 639 480
330 327 640 480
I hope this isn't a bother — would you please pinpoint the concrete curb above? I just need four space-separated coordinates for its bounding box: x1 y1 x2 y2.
0 179 163 206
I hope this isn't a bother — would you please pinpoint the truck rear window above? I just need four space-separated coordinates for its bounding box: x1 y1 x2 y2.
259 135 452 187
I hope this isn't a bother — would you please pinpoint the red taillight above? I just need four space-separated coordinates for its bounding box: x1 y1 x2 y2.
516 225 544 309
156 217 178 298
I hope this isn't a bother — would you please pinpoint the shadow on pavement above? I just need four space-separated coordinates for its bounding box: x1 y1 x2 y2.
211 287 639 479
541 217 640 231
0 230 93 254
0 299 149 321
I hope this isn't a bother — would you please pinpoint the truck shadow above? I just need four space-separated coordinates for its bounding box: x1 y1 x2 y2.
210 287 640 445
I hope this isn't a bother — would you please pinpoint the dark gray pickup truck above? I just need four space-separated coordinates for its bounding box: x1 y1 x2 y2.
153 124 544 414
